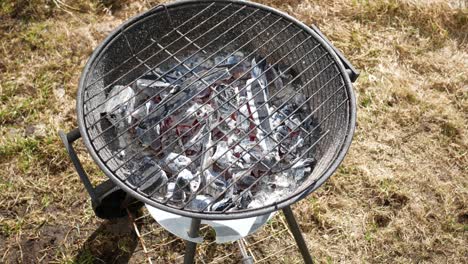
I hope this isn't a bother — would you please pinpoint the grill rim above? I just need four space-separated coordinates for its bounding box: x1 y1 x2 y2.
76 0 356 220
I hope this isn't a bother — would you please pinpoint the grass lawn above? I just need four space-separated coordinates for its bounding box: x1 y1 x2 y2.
0 0 466 263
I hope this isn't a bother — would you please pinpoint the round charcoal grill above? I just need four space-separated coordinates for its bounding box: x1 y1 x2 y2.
74 0 357 221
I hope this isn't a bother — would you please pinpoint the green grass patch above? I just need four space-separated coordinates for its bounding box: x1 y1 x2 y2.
440 121 460 139
360 94 372 108
21 22 49 49
0 135 66 174
72 247 96 264
1 219 25 238
0 179 14 192
0 97 36 124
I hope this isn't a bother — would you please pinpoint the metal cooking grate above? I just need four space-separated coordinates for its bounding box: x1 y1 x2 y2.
77 0 354 220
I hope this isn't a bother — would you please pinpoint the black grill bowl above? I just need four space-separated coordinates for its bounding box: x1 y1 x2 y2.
77 0 356 220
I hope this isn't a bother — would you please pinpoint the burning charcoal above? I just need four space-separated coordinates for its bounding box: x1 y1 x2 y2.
185 55 207 72
161 130 184 154
221 83 238 101
185 102 202 116
232 61 251 80
216 51 244 67
285 115 302 131
233 190 252 209
232 170 256 190
166 79 201 106
101 53 316 212
225 52 249 77
103 85 135 129
155 68 183 85
212 141 237 169
213 84 238 119
247 191 273 209
115 130 134 150
225 117 237 131
172 169 196 202
224 55 239 66
227 133 240 148
183 126 204 157
251 57 267 81
166 90 191 112
209 197 234 212
273 130 288 153
165 182 175 198
203 58 214 69
161 153 192 175
269 173 290 189
266 65 285 93
135 78 172 97
246 58 277 154
186 195 214 211
143 171 168 195
236 95 251 132
271 107 289 130
136 124 161 151
127 156 167 194
167 181 184 202
138 99 167 123
269 84 296 108
270 104 305 151
248 185 291 209
115 149 126 160
174 65 191 76
131 101 152 121
175 124 193 146
214 55 227 65
291 158 315 181
276 64 294 80
203 67 231 84
293 93 309 112
200 118 214 166
186 102 215 121
282 134 303 158
212 120 233 141
233 139 263 164
205 169 227 197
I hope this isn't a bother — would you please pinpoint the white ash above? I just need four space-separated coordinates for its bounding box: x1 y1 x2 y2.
104 85 135 130
101 52 318 211
127 156 168 195
161 153 192 175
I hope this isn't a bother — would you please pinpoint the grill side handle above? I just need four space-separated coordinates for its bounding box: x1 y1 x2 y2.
310 25 359 83
59 128 141 219
59 128 98 202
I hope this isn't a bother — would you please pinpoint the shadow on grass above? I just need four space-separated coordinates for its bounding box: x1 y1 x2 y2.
74 216 139 264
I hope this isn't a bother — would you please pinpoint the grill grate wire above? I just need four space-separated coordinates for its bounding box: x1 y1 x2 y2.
78 0 353 218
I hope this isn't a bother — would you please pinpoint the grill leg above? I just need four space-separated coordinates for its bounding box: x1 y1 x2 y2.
183 218 202 264
283 206 314 264
238 239 254 264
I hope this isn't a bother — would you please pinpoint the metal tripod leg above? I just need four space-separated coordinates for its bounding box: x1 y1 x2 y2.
184 218 202 264
283 206 314 264
238 239 254 264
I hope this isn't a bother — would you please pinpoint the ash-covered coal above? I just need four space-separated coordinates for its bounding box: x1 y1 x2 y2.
100 51 318 212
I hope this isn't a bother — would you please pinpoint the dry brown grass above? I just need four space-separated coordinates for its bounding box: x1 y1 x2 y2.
1 0 467 263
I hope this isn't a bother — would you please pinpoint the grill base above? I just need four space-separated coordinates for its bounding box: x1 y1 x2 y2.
130 205 312 263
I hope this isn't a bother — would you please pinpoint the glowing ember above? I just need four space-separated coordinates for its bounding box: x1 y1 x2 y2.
101 52 316 211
